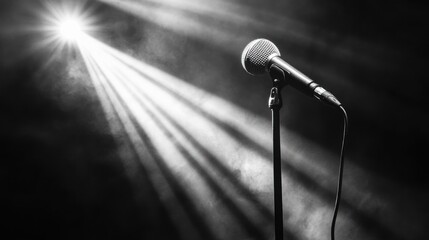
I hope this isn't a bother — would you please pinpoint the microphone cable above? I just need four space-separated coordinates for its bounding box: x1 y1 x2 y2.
331 105 349 240
240 38 350 240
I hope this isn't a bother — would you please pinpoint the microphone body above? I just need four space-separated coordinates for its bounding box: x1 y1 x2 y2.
242 39 341 107
270 56 341 106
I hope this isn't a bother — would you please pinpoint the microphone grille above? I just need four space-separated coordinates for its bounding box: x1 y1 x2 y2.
241 38 280 75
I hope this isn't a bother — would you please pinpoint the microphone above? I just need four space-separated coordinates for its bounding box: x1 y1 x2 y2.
241 38 341 107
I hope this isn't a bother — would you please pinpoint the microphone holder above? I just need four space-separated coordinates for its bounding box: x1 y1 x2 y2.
268 65 286 240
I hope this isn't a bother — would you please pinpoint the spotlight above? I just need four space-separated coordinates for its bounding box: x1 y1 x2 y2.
56 16 85 42
42 2 97 45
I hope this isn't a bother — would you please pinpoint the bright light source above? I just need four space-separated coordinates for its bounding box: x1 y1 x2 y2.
37 0 98 49
56 17 84 42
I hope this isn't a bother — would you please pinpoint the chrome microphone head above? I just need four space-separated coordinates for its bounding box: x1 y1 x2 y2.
241 38 281 75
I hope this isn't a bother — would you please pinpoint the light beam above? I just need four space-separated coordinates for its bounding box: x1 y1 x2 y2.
73 32 371 240
36 1 419 239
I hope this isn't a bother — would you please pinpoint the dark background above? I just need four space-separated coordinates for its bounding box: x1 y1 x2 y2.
2 0 428 239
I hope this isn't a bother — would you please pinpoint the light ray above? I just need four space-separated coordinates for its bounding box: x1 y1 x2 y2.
97 0 344 56
82 39 267 240
106 55 276 237
76 33 376 239
79 41 209 240
31 1 414 239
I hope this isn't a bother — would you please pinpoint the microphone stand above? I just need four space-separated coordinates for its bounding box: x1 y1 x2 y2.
268 65 286 240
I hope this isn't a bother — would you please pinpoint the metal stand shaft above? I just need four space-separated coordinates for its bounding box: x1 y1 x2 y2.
268 65 286 240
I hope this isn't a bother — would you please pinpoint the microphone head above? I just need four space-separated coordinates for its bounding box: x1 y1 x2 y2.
241 38 281 75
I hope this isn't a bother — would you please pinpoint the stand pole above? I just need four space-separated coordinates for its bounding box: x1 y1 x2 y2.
272 101 283 240
268 65 286 240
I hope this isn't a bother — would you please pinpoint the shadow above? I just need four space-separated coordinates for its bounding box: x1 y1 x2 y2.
84 20 403 238
107 107 182 240
144 93 275 221
113 57 402 240
114 69 288 240
91 58 218 240
116 0 340 56
129 116 219 240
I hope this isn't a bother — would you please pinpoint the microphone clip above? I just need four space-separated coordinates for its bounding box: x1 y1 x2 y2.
268 87 282 109
269 65 286 89
268 65 286 109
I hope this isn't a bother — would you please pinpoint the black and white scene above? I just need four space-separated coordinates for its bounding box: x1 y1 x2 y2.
1 0 427 239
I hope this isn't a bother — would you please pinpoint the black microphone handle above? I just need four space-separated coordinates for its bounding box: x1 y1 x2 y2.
269 56 341 107
269 56 314 95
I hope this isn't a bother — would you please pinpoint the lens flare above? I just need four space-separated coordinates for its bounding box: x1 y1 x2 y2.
32 1 100 71
57 17 84 42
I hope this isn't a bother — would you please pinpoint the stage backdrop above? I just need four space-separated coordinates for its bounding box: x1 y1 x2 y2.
2 0 427 240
